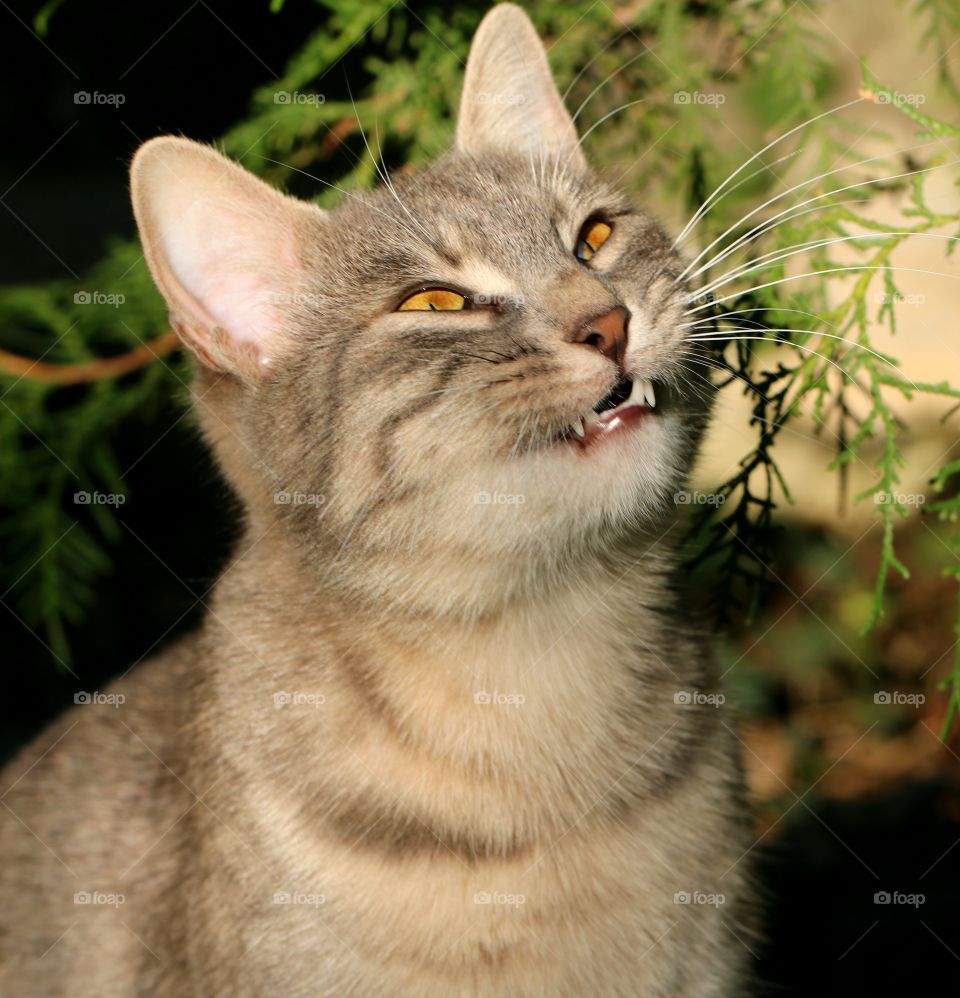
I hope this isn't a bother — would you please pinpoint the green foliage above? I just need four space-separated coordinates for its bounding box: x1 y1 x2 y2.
4 0 960 717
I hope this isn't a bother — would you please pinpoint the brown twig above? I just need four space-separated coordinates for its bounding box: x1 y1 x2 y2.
0 332 179 386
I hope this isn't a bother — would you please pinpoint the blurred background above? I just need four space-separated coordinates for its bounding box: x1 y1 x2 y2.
1 0 959 993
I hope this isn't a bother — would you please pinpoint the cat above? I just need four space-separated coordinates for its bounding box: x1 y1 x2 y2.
0 4 755 995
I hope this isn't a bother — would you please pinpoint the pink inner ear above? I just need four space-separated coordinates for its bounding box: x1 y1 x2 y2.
161 198 299 365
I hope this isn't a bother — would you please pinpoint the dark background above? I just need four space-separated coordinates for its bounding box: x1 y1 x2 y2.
1 2 957 993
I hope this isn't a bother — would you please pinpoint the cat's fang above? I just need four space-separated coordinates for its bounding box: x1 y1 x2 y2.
570 416 586 438
628 378 656 409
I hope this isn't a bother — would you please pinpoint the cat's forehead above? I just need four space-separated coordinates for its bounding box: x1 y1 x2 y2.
327 153 628 275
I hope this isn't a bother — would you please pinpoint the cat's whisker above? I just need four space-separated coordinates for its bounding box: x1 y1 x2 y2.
688 333 885 384
688 326 911 380
350 88 434 247
673 96 864 248
681 195 871 286
679 145 951 285
685 264 960 317
692 230 960 302
260 156 422 243
682 306 840 329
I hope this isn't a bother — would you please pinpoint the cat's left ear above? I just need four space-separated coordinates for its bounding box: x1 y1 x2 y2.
456 4 586 170
131 136 323 380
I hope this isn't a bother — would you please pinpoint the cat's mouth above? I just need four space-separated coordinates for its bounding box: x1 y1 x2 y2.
564 374 658 452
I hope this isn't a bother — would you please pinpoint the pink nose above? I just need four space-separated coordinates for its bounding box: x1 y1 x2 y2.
572 306 629 366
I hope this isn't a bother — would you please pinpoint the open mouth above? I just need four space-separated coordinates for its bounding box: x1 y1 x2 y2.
565 375 658 451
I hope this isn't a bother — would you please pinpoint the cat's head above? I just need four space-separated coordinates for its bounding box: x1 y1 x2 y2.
131 4 712 613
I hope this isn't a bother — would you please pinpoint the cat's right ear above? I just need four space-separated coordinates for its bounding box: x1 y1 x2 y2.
130 137 322 380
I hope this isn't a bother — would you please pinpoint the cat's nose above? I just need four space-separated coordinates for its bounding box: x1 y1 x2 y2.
573 306 629 366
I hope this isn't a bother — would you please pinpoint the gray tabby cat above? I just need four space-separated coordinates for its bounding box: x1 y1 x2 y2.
0 5 754 995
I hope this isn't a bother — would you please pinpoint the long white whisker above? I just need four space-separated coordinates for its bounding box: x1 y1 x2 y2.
688 334 862 383
689 327 914 384
261 156 421 243
681 195 870 285
685 265 960 316
679 147 952 285
673 97 864 247
682 306 836 329
693 230 960 301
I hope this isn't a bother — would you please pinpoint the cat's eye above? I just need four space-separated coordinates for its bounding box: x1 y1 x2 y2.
397 288 469 311
575 220 613 262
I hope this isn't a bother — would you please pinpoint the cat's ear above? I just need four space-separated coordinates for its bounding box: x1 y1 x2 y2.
130 136 322 380
456 4 585 169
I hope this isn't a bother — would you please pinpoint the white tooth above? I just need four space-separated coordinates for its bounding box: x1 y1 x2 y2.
644 381 656 408
570 416 585 438
627 378 646 406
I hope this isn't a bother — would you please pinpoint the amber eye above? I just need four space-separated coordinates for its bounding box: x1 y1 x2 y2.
397 288 468 311
575 220 612 262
